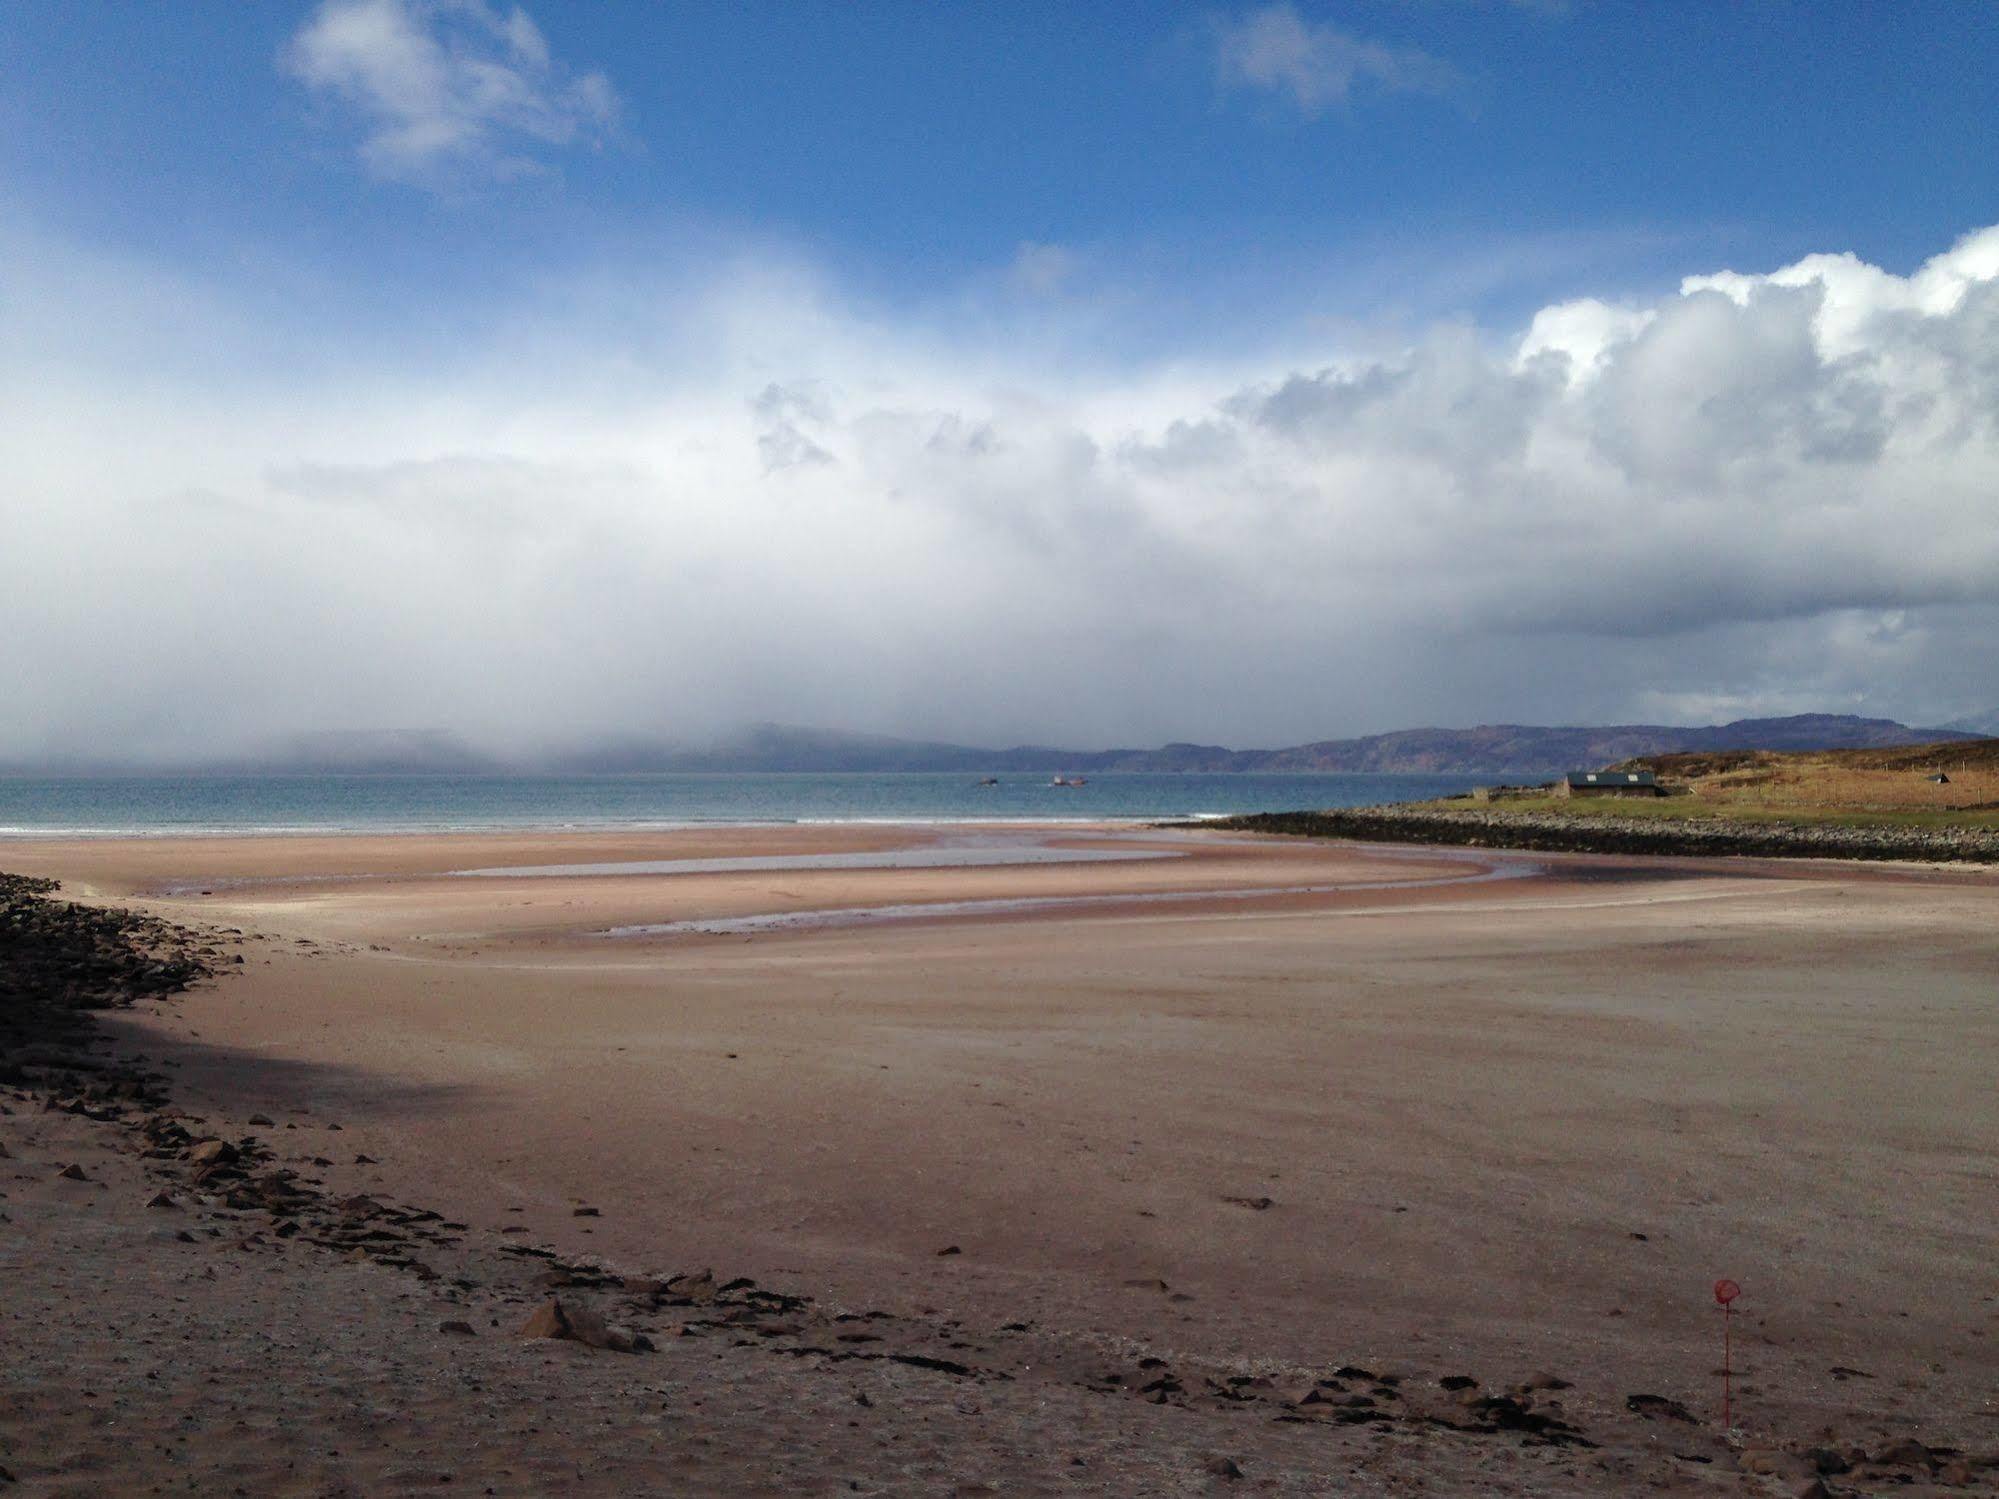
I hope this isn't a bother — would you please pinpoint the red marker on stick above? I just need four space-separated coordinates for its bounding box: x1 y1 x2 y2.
1713 1279 1742 1427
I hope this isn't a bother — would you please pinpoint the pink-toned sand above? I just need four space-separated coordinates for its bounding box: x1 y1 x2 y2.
3 825 1995 1494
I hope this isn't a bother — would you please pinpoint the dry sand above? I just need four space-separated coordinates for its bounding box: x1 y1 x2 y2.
3 824 1996 1494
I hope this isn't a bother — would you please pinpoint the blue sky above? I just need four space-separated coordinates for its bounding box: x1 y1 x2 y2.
7 3 1993 346
3 3 1998 758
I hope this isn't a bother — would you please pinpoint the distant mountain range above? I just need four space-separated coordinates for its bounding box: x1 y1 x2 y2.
591 713 1980 776
82 711 1980 778
1944 707 1999 737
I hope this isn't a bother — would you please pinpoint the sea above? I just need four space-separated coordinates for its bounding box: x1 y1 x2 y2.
0 772 1488 837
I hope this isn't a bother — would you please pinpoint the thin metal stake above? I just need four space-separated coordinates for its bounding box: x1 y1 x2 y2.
1713 1278 1741 1428
1722 1301 1732 1427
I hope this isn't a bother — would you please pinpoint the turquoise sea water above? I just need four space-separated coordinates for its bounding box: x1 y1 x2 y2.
0 772 1487 836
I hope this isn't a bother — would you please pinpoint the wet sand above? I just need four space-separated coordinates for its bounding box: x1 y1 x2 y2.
4 823 1997 1492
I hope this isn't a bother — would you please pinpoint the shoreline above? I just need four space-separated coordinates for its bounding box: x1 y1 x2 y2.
0 769 1495 841
5 827 1996 1492
0 815 1198 841
1204 806 1999 864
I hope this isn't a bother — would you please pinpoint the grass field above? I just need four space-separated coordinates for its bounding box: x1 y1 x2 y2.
1433 738 1999 830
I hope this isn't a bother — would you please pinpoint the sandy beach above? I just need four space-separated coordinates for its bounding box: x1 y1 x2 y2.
4 823 1996 1494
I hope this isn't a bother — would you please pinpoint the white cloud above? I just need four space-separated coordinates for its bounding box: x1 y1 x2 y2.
284 0 618 184
5 222 1999 761
1516 298 1654 384
1681 224 1999 358
1215 4 1458 115
751 383 837 473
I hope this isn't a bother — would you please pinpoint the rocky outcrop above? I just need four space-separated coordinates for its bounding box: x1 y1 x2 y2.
1 872 225 1091
1 873 216 1007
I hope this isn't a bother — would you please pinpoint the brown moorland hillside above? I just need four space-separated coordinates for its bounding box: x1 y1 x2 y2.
1612 736 1999 813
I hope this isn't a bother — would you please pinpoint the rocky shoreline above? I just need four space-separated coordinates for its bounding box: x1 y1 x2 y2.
0 870 224 1090
1196 807 1999 864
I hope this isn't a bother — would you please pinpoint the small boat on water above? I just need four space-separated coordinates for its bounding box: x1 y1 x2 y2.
976 777 1000 787
1050 775 1088 787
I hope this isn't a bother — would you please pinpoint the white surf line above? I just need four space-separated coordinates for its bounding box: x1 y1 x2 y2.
599 858 1544 937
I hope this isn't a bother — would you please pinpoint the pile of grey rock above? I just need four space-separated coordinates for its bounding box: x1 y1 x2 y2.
1208 808 1999 864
